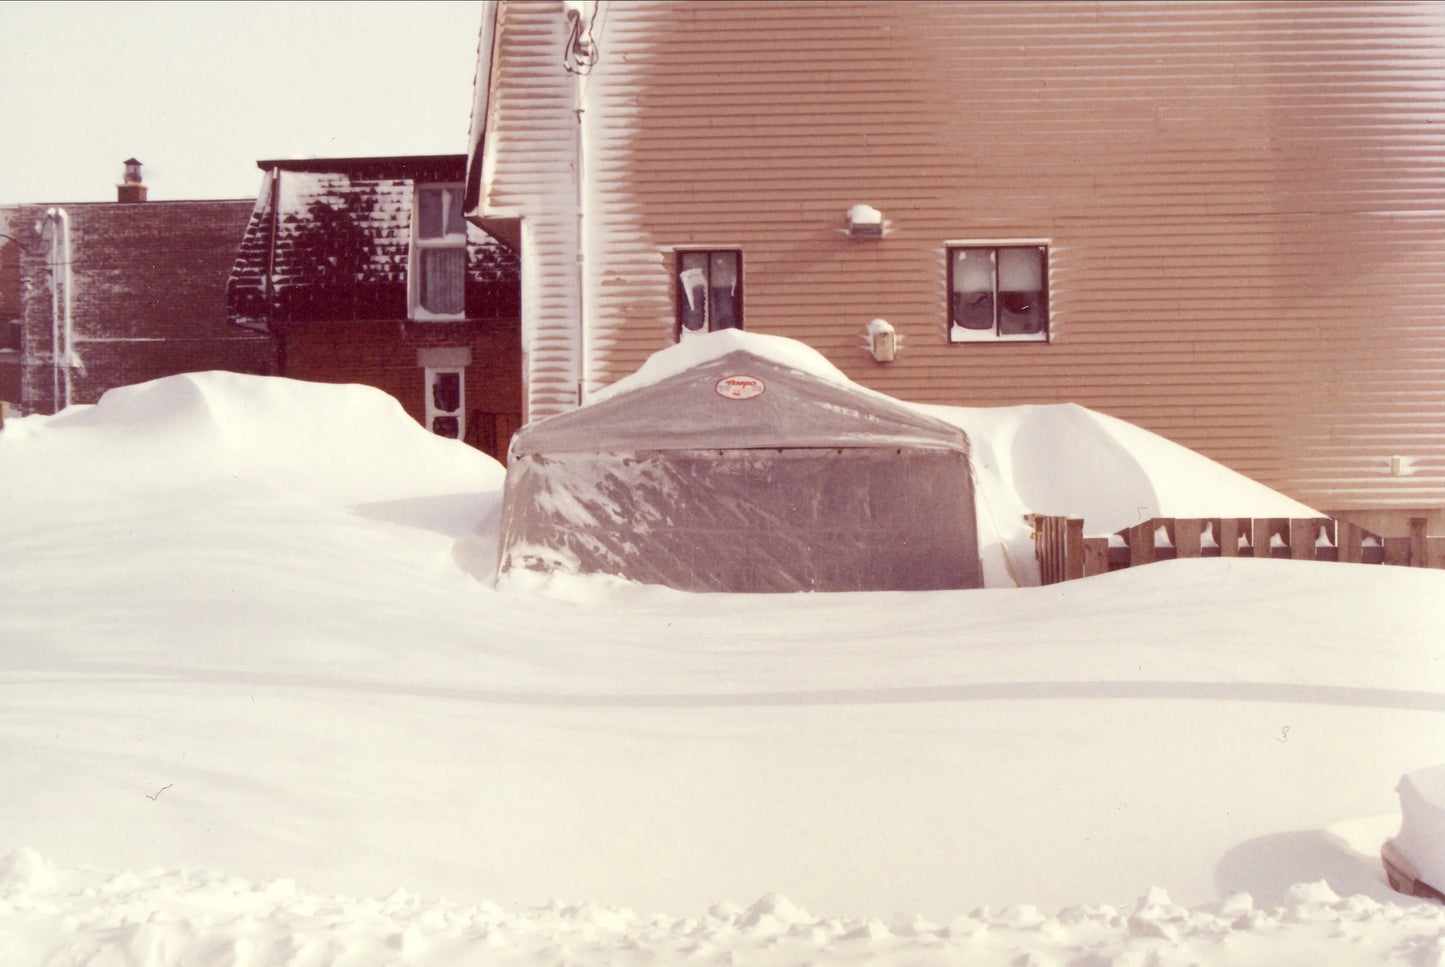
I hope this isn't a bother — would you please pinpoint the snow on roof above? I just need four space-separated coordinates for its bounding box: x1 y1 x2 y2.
588 329 852 404
588 331 1318 547
227 162 519 329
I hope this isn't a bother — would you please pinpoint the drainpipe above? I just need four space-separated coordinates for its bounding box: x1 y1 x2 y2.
565 1 597 407
573 40 588 407
42 207 73 411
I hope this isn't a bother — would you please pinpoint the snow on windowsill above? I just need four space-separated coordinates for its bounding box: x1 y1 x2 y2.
409 307 468 323
949 326 1048 344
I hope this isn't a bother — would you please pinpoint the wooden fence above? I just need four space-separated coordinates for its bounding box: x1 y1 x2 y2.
1032 515 1445 585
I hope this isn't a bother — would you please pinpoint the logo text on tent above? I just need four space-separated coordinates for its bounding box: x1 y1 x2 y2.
715 375 766 400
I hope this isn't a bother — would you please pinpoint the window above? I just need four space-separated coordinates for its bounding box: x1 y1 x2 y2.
675 250 742 336
948 245 1048 342
425 367 465 439
411 185 467 320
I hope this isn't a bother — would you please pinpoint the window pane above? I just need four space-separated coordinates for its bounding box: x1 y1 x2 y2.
432 371 461 413
421 248 466 315
951 248 995 331
444 188 467 237
998 247 1046 335
417 188 444 239
431 416 460 439
678 252 708 332
708 251 740 331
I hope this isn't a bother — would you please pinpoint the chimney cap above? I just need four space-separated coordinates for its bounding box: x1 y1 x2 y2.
122 158 143 184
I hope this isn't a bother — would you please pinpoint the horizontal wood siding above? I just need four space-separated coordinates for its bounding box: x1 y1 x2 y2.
571 0 1445 513
483 1 582 420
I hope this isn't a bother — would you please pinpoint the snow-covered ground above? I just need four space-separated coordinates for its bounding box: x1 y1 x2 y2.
2 346 1443 965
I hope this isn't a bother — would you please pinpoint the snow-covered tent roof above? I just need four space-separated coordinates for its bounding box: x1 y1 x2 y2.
509 349 971 457
496 335 983 593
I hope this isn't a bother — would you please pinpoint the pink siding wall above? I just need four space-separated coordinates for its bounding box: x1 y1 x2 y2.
488 1 1445 520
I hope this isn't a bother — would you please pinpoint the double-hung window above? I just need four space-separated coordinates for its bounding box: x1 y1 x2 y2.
948 245 1048 342
411 185 467 320
675 250 742 336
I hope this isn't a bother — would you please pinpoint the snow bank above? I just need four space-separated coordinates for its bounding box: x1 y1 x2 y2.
1392 765 1445 895
926 402 1320 544
3 364 1443 966
581 331 1319 586
2 370 503 503
4 850 1444 967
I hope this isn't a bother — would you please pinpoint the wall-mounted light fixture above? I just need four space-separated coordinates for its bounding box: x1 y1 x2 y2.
846 204 885 238
865 318 898 362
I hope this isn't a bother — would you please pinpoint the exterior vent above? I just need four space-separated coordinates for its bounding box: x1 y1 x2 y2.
846 204 884 238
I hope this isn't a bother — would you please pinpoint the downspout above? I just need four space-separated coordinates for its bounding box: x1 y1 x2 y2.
265 167 283 373
43 207 73 411
564 0 597 407
573 30 588 407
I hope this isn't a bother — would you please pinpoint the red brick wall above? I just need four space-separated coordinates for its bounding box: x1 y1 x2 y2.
8 200 275 414
277 319 523 460
0 211 22 407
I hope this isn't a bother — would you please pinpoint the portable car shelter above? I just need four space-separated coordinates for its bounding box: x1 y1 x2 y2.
495 347 983 592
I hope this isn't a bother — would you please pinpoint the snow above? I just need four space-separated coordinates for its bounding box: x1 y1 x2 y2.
583 332 1317 587
847 203 883 225
1394 765 1445 893
2 362 1444 965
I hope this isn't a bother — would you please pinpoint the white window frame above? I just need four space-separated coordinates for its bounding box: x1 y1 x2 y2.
409 184 468 322
425 366 466 440
946 241 1050 343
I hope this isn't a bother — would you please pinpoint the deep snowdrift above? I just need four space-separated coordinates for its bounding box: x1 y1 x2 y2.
1 360 1442 966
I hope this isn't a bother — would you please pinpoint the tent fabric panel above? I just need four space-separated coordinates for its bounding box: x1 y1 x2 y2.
496 447 982 592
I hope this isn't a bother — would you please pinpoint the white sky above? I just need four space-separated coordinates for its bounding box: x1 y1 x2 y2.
0 1 484 204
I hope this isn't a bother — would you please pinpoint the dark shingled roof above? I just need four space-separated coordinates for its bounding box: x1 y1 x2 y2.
227 155 519 330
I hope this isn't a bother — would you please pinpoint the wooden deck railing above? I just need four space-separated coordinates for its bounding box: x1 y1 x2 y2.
1032 515 1444 585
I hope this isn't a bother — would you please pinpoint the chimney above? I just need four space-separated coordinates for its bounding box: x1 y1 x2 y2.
117 158 147 203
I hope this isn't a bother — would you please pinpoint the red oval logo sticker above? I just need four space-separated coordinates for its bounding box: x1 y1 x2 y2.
715 375 766 400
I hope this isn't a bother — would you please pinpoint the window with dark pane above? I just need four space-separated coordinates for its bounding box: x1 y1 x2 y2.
950 248 995 332
675 250 742 336
948 244 1048 341
431 370 461 413
998 247 1046 335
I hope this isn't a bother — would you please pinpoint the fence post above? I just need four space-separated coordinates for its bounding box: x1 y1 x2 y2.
1384 537 1412 567
1289 519 1317 561
1175 519 1205 559
1065 517 1085 581
1339 521 1364 564
1219 518 1246 557
1126 520 1157 568
1410 517 1429 568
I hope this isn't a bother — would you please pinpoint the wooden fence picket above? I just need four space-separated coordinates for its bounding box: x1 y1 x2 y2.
1031 513 1440 585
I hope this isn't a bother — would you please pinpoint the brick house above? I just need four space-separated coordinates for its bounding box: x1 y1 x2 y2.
465 0 1445 538
226 155 522 461
1 161 273 415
